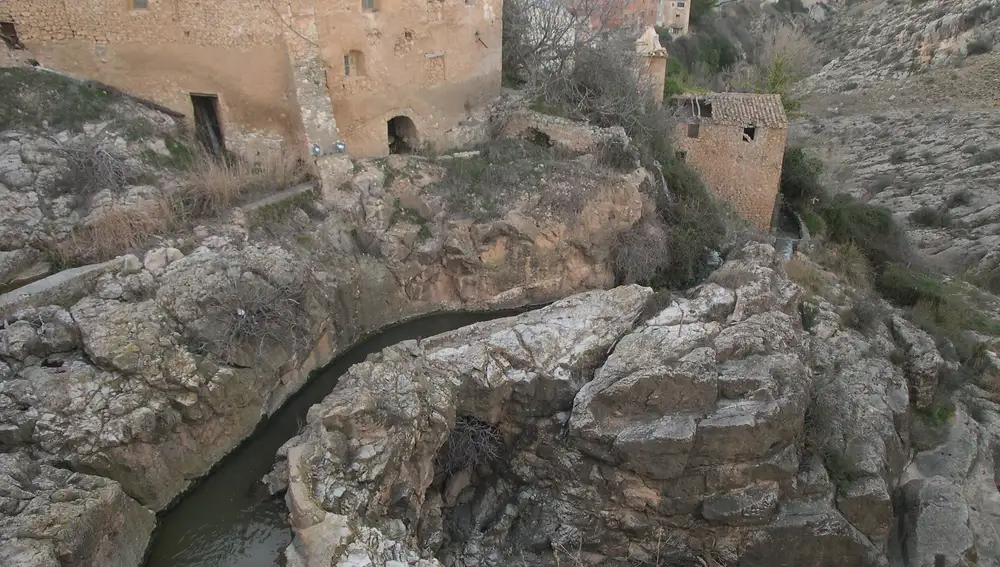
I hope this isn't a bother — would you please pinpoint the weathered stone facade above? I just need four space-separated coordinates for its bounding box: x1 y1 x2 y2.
635 26 667 103
0 0 501 159
658 0 690 36
671 92 788 231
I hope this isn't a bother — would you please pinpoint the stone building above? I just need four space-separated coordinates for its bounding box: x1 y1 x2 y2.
669 92 788 230
634 26 667 103
657 0 690 36
0 0 501 160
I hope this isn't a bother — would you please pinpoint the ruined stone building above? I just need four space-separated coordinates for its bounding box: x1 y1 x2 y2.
634 26 667 103
657 0 690 36
669 92 788 230
0 0 501 160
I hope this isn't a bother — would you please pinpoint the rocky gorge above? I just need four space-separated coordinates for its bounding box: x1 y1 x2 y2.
2 4 1000 563
269 242 1000 567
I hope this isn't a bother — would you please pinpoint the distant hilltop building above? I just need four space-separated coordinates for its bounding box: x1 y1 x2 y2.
0 0 501 160
657 0 691 36
668 92 789 230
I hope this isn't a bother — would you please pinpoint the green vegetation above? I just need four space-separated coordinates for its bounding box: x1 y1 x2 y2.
823 449 861 490
0 68 119 132
430 138 556 220
389 198 433 242
779 146 1000 395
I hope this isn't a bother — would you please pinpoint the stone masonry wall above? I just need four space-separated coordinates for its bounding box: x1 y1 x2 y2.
1 0 301 156
674 122 787 230
314 0 502 157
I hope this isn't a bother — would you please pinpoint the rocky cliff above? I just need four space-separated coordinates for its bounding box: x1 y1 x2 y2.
0 90 651 563
792 0 1000 279
272 242 1000 567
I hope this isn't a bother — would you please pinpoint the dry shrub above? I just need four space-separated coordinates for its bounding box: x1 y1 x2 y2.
174 151 309 218
54 138 138 201
785 256 826 296
817 242 873 289
611 217 672 286
436 416 503 476
50 201 173 266
719 22 823 110
199 272 310 367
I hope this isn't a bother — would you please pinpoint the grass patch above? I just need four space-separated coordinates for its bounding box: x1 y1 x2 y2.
46 201 174 267
840 295 884 334
388 198 433 242
0 68 118 132
911 400 955 451
889 148 907 164
971 147 1000 165
816 242 873 289
172 151 309 218
823 449 861 490
909 205 952 228
429 138 557 220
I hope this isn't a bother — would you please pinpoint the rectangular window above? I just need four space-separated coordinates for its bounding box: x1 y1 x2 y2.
131 0 149 9
687 123 700 138
344 54 352 76
743 126 757 142
677 1 685 6
362 0 376 11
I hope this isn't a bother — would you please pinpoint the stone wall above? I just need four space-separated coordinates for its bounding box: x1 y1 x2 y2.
658 0 690 35
674 122 787 230
2 0 300 156
317 0 502 157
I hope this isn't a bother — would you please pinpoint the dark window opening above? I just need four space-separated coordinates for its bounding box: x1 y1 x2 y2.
696 99 712 118
743 126 756 142
191 94 225 158
0 22 24 50
131 0 149 9
687 123 700 139
362 0 376 11
524 127 553 148
388 116 418 154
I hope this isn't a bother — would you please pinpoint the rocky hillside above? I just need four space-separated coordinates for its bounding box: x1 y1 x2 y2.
271 242 1000 567
0 70 684 564
791 0 1000 281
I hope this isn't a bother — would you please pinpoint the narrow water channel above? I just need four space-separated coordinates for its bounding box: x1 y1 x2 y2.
143 308 530 567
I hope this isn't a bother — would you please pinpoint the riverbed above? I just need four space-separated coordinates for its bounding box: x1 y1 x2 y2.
143 308 530 567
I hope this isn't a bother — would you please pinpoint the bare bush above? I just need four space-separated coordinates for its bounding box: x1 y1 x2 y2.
718 22 822 109
437 416 503 476
48 201 173 266
198 271 311 367
54 138 138 201
502 0 633 86
173 150 309 218
612 217 672 286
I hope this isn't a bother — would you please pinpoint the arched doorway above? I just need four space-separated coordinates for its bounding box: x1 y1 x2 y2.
387 116 418 154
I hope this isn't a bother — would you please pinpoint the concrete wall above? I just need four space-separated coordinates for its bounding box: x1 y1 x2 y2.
315 0 502 157
1 0 300 156
674 122 787 230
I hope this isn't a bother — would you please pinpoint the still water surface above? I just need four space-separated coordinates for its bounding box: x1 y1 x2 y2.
143 309 528 567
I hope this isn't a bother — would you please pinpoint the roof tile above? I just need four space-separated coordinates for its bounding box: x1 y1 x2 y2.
668 92 788 128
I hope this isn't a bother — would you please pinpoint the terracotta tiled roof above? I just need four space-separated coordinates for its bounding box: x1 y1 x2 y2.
668 92 788 128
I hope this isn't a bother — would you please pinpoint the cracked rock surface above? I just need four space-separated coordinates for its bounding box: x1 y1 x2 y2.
274 242 1000 567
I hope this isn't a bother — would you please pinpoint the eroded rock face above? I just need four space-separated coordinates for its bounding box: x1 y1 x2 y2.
275 242 1000 567
0 451 154 567
0 133 645 515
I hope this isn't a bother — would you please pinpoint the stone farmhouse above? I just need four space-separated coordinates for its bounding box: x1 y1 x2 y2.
669 92 788 231
657 0 691 36
0 0 501 161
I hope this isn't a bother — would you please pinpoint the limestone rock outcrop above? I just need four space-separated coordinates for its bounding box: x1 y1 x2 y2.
0 132 644 514
0 451 154 567
275 243 1000 567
